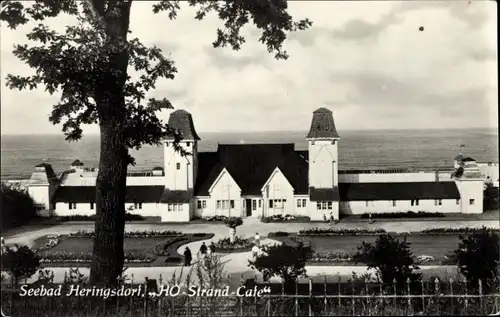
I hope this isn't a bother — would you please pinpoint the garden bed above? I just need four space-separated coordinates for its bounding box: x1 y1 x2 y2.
298 228 387 236
360 211 445 219
212 237 253 253
261 214 311 223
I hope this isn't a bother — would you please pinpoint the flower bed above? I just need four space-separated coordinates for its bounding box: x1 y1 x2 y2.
298 228 387 236
38 251 154 264
360 211 445 219
152 237 185 256
35 235 61 251
53 213 144 222
261 214 311 223
271 231 289 237
213 237 253 252
419 227 500 236
309 251 353 263
202 215 228 222
68 230 182 238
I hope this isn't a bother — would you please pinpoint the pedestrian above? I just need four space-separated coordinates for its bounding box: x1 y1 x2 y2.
254 232 260 247
209 241 216 254
183 247 192 267
1 237 6 254
206 242 212 257
329 212 334 224
252 244 260 259
199 242 207 259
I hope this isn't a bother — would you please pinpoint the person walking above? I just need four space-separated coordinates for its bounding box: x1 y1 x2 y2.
206 241 212 257
254 233 260 247
252 244 260 260
183 247 192 267
199 242 207 259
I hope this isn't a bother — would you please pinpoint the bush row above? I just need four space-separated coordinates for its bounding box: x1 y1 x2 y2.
298 228 387 236
68 230 182 238
54 213 145 222
261 214 311 223
202 215 228 222
309 251 353 263
419 227 500 235
360 211 445 219
38 251 154 264
214 237 253 250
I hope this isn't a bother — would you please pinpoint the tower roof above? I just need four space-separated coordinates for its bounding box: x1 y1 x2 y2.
165 109 201 141
306 108 340 139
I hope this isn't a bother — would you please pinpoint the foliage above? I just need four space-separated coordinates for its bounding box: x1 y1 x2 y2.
454 226 500 293
420 227 500 236
360 211 445 219
249 242 313 291
202 215 228 222
1 244 40 284
261 214 310 223
0 0 311 286
223 217 243 229
38 251 154 264
353 234 422 291
484 183 500 211
299 228 387 236
309 251 353 263
0 182 38 230
213 237 252 251
53 213 145 222
68 230 182 238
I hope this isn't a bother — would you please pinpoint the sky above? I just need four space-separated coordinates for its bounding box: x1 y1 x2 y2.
0 0 497 134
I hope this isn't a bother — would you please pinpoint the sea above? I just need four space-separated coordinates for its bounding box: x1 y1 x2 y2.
1 129 498 180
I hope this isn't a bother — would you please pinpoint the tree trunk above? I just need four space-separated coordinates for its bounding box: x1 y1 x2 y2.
89 1 132 287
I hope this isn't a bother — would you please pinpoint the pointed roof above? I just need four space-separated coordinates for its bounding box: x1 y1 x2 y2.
165 109 201 141
306 108 340 139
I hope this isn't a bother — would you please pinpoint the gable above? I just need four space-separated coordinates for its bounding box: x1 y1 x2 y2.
261 167 294 193
208 168 241 195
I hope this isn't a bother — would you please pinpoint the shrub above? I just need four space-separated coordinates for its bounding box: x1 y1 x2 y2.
420 227 500 236
415 255 436 264
273 232 289 237
55 213 145 222
1 244 40 285
298 228 386 236
309 252 353 263
38 251 154 263
454 226 500 293
213 237 252 250
353 234 422 292
0 182 38 230
223 217 243 229
360 211 445 219
68 229 182 238
203 215 228 222
260 214 310 223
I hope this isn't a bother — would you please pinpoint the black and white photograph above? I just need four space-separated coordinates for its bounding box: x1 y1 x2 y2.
0 0 498 316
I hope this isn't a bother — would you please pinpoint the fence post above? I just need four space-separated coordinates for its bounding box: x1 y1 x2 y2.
365 277 370 316
295 280 299 317
351 278 356 316
323 276 327 315
309 278 312 317
449 277 454 316
240 274 244 317
379 281 384 316
143 277 149 317
479 279 484 315
406 277 411 315
130 274 134 317
338 276 341 314
158 274 163 317
463 277 468 312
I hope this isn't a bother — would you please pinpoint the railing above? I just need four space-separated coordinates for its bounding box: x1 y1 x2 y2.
1 274 500 316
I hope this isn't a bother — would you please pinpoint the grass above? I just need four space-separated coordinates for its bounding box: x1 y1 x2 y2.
273 233 461 264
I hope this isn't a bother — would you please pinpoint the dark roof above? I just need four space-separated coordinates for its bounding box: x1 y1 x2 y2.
165 109 201 141
33 163 58 182
52 186 165 203
194 144 309 196
306 108 340 139
160 190 192 203
462 157 476 162
71 160 84 166
338 182 460 201
309 187 340 202
152 166 164 171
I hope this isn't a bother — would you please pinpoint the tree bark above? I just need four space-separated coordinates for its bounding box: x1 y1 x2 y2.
89 1 132 287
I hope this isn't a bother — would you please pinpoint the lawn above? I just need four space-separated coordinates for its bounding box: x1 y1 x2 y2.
272 234 461 263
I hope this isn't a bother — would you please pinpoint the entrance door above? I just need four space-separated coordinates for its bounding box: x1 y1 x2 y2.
246 199 252 217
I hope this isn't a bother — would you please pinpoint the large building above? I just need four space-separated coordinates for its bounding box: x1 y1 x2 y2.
19 108 493 222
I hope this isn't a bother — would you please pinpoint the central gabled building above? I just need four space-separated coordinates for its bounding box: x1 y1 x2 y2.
44 107 484 221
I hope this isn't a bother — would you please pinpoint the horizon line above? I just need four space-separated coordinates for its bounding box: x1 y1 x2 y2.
1 126 498 136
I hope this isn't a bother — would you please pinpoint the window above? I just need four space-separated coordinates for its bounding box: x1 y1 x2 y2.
297 199 302 208
258 200 262 208
302 199 306 207
365 201 369 207
434 199 438 206
68 202 76 210
186 142 191 146
216 200 233 209
317 202 321 210
411 200 414 206
269 200 273 208
230 200 235 209
197 200 202 209
456 199 460 205
469 199 475 205
392 200 396 207
438 199 442 206
168 203 183 211
217 200 221 209
252 200 257 211
134 202 142 209
168 204 173 211
90 202 94 210
173 204 178 211
327 202 333 210
178 204 183 211
176 163 181 170
202 200 206 209
415 199 419 206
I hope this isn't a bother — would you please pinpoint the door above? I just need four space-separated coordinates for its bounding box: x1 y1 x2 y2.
246 199 252 217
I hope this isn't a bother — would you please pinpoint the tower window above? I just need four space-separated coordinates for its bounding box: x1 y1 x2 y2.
176 163 180 170
324 125 329 131
186 142 191 146
469 199 475 205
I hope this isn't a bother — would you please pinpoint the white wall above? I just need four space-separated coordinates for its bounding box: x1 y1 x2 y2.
261 168 295 217
54 202 96 216
308 201 339 221
308 140 338 188
208 169 242 217
27 185 50 209
339 199 460 215
455 179 484 214
478 163 500 183
160 203 191 222
126 177 166 186
164 141 196 190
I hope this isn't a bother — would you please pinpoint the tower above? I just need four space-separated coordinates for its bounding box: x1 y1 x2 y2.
163 110 201 191
454 144 465 169
306 108 340 188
